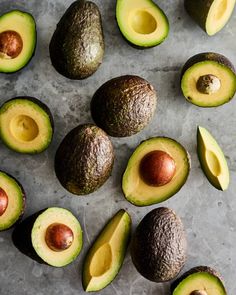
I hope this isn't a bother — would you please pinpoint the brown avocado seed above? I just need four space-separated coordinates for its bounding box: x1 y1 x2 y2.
0 187 8 216
190 291 208 295
140 150 176 186
196 74 221 95
45 223 74 252
0 30 23 59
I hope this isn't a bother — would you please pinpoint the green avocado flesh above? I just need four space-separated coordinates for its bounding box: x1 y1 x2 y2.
0 10 36 73
122 137 190 206
197 126 229 191
83 210 131 292
116 0 169 48
0 97 53 154
0 171 25 231
181 53 236 107
185 0 235 36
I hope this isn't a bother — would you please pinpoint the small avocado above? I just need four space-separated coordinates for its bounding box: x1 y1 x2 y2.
0 10 36 73
131 207 187 282
0 171 25 231
12 207 83 267
91 75 157 137
55 124 114 195
181 52 236 107
122 137 190 206
185 0 235 36
82 209 131 292
116 0 169 48
172 266 227 295
197 126 229 191
0 97 54 154
49 0 104 79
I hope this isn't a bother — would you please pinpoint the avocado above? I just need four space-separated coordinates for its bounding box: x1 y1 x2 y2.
12 207 83 267
131 207 187 282
55 124 114 195
0 10 36 73
181 52 236 107
91 75 157 137
197 126 229 191
116 0 169 48
172 266 227 295
0 97 54 154
122 137 190 206
49 0 104 80
185 0 235 36
0 171 25 231
82 209 131 292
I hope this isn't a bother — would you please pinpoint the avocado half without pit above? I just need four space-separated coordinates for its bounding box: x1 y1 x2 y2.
0 10 36 73
122 137 190 206
12 207 83 267
116 0 169 48
0 97 54 154
181 52 236 107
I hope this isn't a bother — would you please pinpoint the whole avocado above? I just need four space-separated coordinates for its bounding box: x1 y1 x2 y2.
55 124 114 195
49 0 104 79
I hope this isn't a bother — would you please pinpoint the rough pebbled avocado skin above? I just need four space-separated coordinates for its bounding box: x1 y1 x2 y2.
131 207 187 282
91 75 157 137
55 124 114 195
49 0 104 80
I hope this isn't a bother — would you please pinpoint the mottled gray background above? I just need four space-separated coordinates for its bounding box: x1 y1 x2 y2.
0 0 235 294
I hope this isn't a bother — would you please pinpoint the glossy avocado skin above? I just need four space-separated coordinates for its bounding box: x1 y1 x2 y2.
49 0 104 80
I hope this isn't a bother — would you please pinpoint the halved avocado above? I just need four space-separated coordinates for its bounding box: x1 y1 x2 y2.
122 137 190 206
12 207 83 267
172 266 227 295
0 97 54 154
0 10 36 73
0 171 25 231
181 52 236 107
82 209 131 292
116 0 169 48
185 0 235 36
197 126 229 191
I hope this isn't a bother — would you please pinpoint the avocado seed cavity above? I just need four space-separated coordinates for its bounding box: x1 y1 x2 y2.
0 30 23 59
0 188 8 216
131 10 157 34
190 291 208 295
140 150 176 186
197 74 221 95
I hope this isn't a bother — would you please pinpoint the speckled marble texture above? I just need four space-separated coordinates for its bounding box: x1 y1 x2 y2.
0 0 235 294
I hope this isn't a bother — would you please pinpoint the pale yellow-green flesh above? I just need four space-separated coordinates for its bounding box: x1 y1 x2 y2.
0 171 24 231
122 138 190 206
198 126 229 190
206 0 236 35
182 61 236 107
116 0 169 47
83 210 131 292
31 207 82 267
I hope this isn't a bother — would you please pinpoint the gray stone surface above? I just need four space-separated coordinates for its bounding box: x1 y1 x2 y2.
0 0 235 294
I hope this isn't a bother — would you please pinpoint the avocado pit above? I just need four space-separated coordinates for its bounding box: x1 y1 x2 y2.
0 30 23 59
190 291 208 295
0 187 8 216
196 74 221 95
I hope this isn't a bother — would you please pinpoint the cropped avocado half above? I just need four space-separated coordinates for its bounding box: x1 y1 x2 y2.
0 97 54 154
181 52 236 107
12 207 83 267
116 0 169 48
185 0 235 36
0 10 36 73
122 137 190 206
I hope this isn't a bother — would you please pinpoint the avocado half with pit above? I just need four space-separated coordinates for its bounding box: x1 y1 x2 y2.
197 126 229 191
12 207 83 267
83 209 131 292
0 10 36 73
181 52 236 107
0 171 25 231
172 266 227 295
185 0 235 36
0 97 54 154
122 137 190 206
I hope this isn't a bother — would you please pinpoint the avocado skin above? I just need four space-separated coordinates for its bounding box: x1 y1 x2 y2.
131 207 187 282
55 124 114 195
91 75 157 137
49 0 104 80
